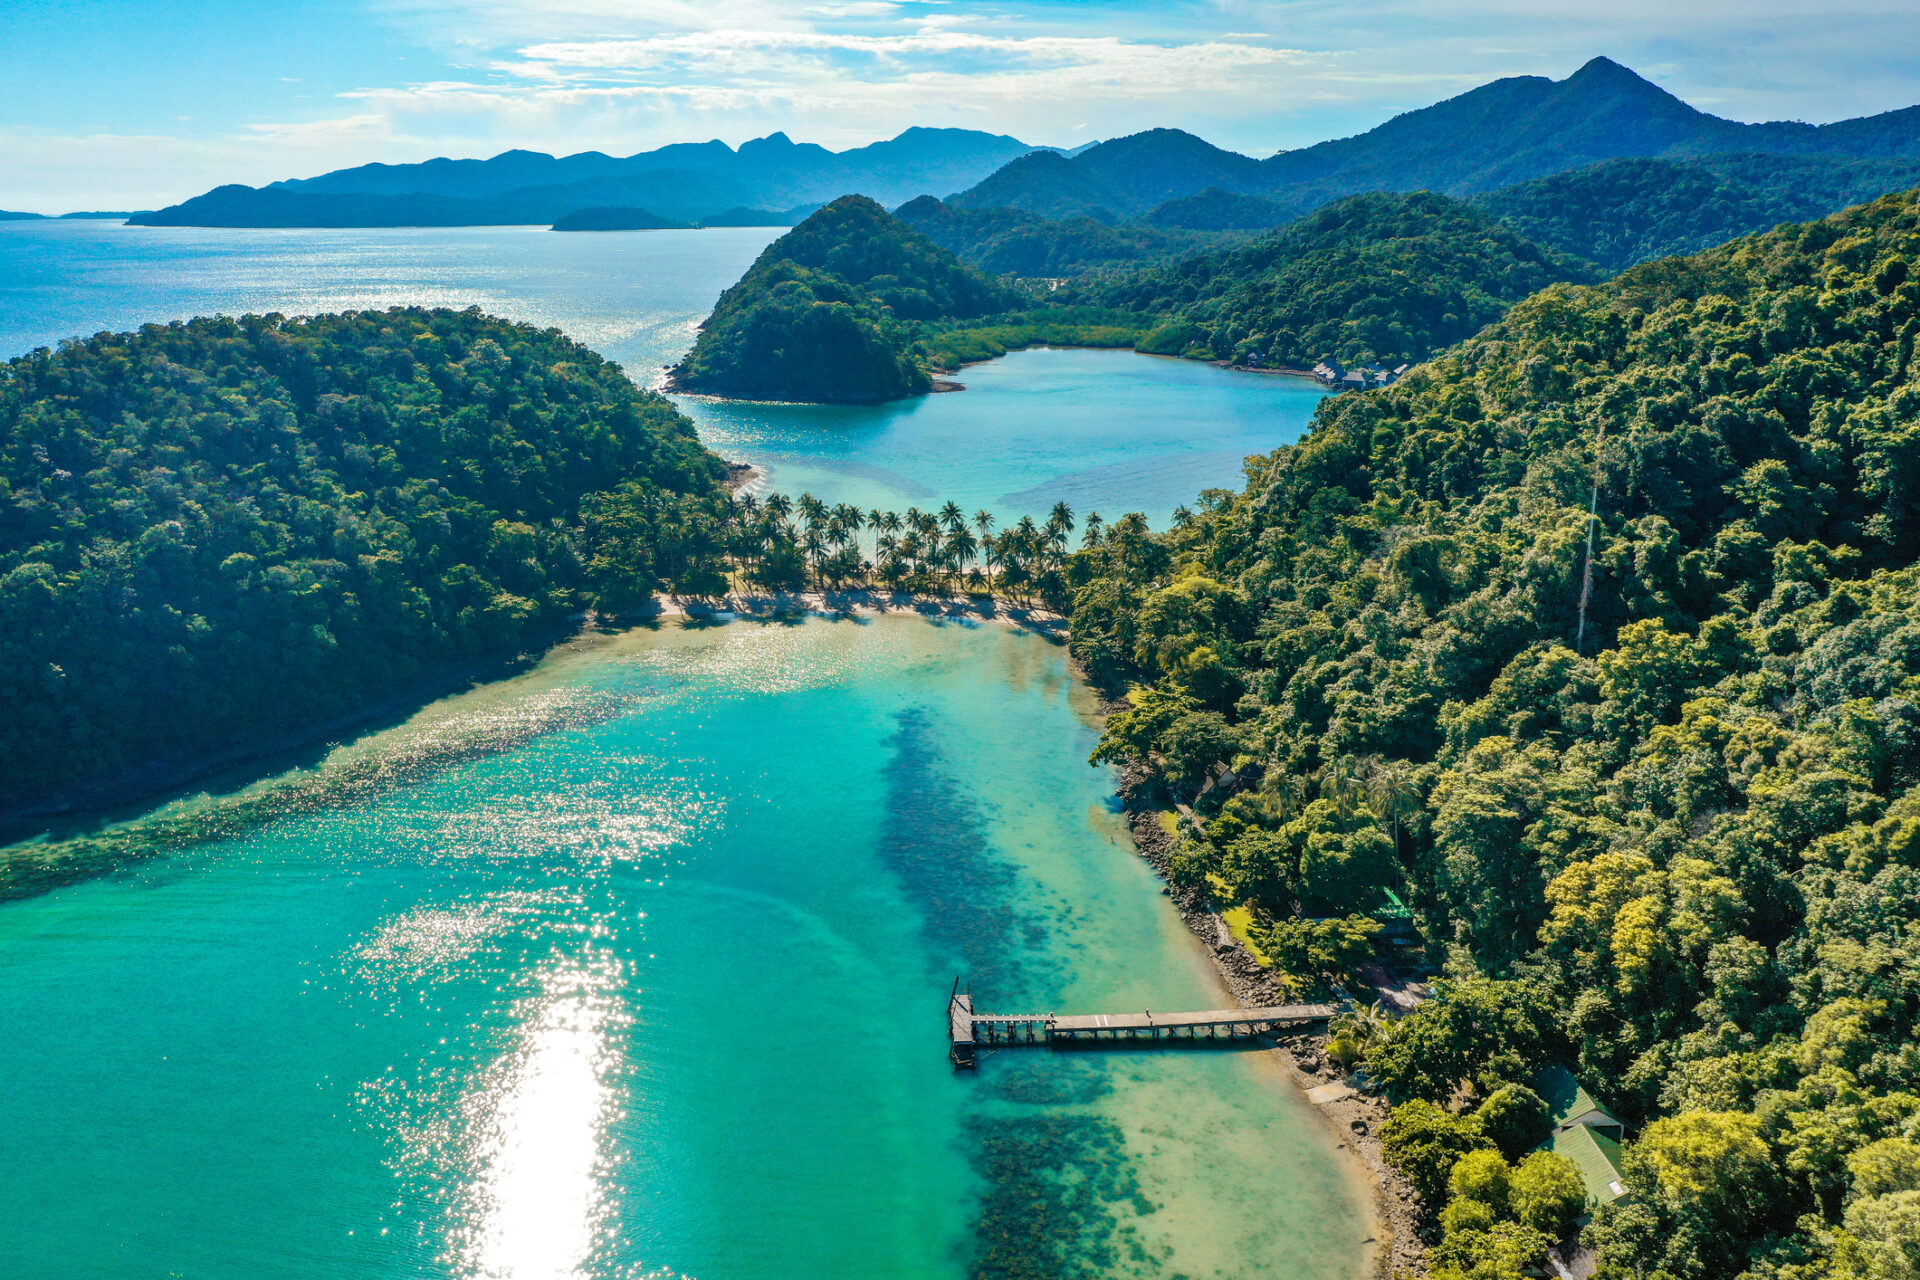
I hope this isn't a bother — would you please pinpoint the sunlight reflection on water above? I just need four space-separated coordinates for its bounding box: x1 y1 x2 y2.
449 955 630 1280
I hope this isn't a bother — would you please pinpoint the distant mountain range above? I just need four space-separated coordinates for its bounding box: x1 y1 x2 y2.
129 128 1041 229
126 58 1920 232
950 58 1920 222
0 210 144 220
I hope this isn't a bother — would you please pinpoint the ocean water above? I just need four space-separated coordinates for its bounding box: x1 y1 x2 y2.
0 220 1366 1278
0 618 1374 1279
0 220 1326 528
681 349 1327 527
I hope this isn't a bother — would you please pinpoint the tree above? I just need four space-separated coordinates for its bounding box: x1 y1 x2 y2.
1429 1221 1554 1280
1630 1110 1777 1235
1369 979 1549 1103
1380 1099 1492 1206
1852 1140 1920 1200
1839 1191 1920 1280
1475 1084 1553 1160
1264 915 1382 983
1451 1149 1514 1211
1511 1151 1586 1238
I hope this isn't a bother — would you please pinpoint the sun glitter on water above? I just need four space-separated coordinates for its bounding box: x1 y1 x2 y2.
446 955 633 1280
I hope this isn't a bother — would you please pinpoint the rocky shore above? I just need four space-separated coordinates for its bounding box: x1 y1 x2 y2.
1113 757 1428 1280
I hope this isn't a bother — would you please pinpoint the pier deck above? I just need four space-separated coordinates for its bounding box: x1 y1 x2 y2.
948 990 1335 1067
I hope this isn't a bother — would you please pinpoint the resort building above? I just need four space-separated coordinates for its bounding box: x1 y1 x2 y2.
1532 1064 1630 1208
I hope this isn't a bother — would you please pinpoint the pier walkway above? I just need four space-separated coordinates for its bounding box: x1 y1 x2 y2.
947 990 1337 1067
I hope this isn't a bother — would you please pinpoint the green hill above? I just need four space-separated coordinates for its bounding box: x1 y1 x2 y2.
670 195 1024 402
1472 152 1920 271
1079 191 1595 369
894 196 1238 276
0 308 725 812
1141 187 1298 231
1068 188 1920 1280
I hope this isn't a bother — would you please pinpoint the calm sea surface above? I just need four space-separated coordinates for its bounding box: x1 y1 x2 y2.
0 220 1326 527
0 222 1362 1280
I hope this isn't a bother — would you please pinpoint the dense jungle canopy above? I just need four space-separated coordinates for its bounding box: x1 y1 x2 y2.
0 307 726 810
1066 188 1920 1280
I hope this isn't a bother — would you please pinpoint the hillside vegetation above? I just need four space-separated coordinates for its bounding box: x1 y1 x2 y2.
1065 189 1920 1279
1475 153 1920 272
0 308 726 811
895 196 1241 275
1078 191 1595 369
671 195 1024 402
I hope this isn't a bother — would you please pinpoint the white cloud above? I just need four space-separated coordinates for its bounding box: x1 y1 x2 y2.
15 0 1920 208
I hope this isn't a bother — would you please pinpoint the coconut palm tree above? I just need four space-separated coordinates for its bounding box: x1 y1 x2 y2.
946 526 977 592
1080 510 1104 549
1363 757 1419 853
1319 757 1367 820
1048 501 1074 541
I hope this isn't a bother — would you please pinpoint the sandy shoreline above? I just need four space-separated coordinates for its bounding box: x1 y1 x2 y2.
637 586 1068 633
1107 754 1426 1280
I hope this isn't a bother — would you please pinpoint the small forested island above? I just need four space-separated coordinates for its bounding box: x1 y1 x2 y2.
0 308 726 812
1069 187 1920 1280
668 194 1023 402
675 190 1607 404
550 206 693 231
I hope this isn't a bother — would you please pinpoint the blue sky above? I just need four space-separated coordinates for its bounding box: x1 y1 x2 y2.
3 0 1918 211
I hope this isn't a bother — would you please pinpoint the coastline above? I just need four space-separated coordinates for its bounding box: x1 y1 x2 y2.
638 585 1067 633
0 597 1062 855
6 594 1413 1280
1099 748 1426 1280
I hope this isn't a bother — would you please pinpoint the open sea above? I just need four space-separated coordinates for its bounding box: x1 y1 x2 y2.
0 220 1362 1280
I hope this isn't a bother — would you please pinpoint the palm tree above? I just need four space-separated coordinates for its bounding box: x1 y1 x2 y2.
764 492 793 525
1262 769 1309 823
797 493 827 538
1080 510 1104 550
802 529 825 588
1364 757 1419 853
939 500 965 536
1048 501 1074 542
972 510 997 585
1319 757 1366 821
946 526 978 592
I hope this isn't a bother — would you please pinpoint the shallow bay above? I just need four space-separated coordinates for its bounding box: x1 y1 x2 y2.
0 617 1374 1279
0 220 1367 1279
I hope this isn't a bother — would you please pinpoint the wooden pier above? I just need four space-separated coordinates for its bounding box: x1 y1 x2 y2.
947 988 1336 1068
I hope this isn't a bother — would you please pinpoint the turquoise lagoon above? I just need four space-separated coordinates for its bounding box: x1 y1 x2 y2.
0 220 1327 528
0 619 1375 1279
0 221 1363 1279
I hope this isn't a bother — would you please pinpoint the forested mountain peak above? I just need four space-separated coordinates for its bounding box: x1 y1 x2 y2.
670 195 1021 402
951 58 1920 225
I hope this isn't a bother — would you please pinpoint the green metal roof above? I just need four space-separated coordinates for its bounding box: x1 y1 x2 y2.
1534 1064 1623 1132
1543 1123 1630 1207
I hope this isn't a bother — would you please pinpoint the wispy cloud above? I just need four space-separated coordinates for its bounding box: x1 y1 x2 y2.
9 0 1920 209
